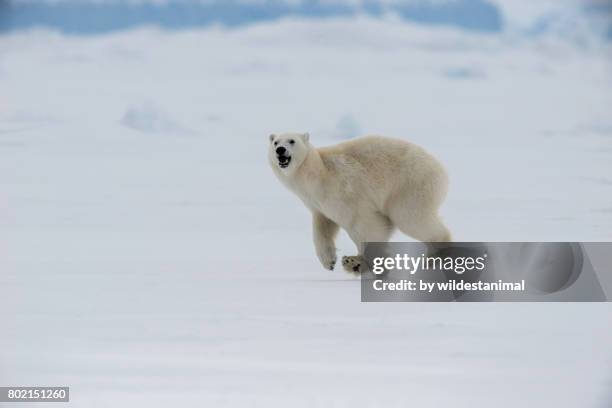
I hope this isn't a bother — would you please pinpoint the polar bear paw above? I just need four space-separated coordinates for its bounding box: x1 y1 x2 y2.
342 256 366 274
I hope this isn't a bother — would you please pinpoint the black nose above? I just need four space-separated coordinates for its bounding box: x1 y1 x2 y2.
276 146 286 155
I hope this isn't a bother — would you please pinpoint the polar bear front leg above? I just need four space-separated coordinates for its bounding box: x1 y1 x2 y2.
312 212 340 270
342 213 394 274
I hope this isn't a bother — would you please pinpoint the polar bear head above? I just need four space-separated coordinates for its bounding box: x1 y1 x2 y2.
268 132 311 175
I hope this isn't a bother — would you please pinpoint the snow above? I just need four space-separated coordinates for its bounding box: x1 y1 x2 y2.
0 17 611 407
120 104 194 135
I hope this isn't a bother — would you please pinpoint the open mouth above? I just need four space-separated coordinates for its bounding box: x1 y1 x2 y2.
278 155 291 168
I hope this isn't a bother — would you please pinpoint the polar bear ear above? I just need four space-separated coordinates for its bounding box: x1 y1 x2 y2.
302 132 310 142
269 134 275 143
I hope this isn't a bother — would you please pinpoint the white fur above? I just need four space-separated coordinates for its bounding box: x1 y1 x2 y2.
269 133 451 272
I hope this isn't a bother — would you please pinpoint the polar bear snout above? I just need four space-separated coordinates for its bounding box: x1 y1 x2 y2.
275 146 292 168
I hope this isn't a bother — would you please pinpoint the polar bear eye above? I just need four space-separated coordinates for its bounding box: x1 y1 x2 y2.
289 140 295 145
274 141 278 146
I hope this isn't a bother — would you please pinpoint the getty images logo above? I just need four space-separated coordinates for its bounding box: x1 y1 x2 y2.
371 253 488 275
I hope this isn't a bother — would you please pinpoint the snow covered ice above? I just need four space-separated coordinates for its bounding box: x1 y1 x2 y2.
1 12 612 408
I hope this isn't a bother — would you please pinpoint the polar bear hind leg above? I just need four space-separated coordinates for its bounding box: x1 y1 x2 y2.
386 173 452 244
388 205 451 244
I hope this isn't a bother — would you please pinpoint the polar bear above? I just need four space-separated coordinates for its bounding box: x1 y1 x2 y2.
268 132 451 273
